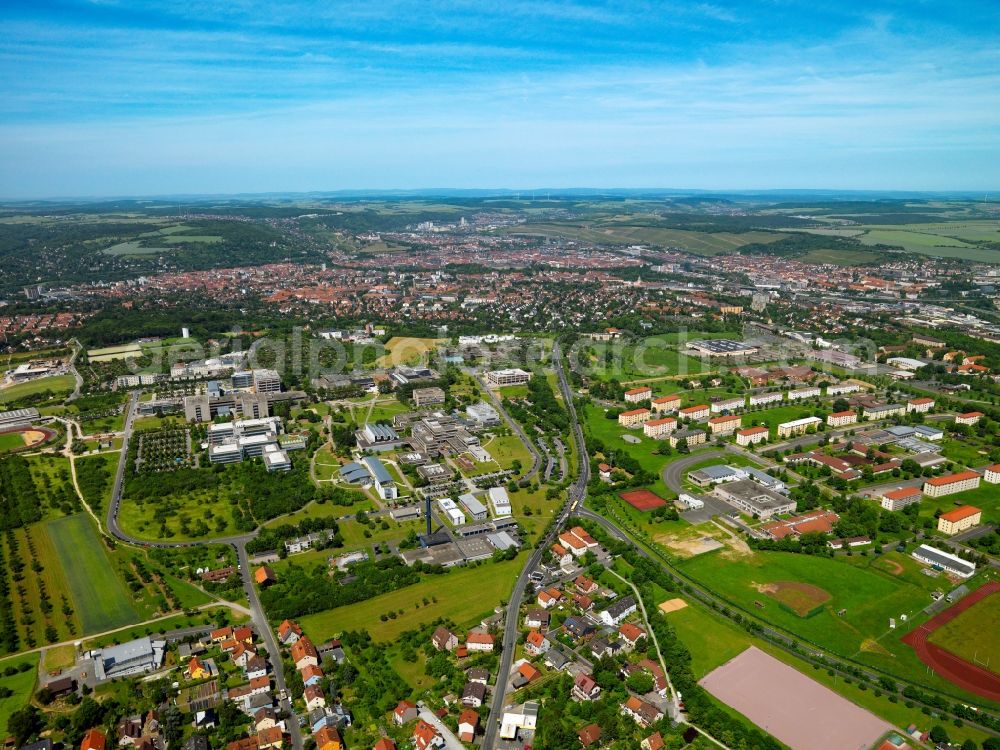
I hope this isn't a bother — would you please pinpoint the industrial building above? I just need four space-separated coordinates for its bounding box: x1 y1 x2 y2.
714 479 796 519
88 637 166 682
686 340 759 357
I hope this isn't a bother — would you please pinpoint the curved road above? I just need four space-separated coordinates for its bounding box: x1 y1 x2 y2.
474 372 544 484
482 341 589 749
106 392 303 750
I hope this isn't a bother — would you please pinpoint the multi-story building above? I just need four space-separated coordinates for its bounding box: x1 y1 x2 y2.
906 397 935 413
669 428 706 448
412 387 446 406
618 408 651 428
923 471 981 498
776 416 822 438
826 410 857 427
707 414 741 436
937 506 982 535
485 368 531 387
643 417 676 438
624 387 652 403
710 397 745 414
985 464 1000 484
678 404 710 421
862 403 905 420
879 486 921 512
955 411 983 426
787 386 821 402
736 426 769 446
826 383 861 396
253 369 282 394
749 392 783 407
651 395 680 413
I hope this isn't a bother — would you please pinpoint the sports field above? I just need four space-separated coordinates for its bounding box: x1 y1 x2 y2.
299 554 524 642
0 432 24 452
0 374 75 404
928 593 1000 676
620 488 667 511
47 514 139 633
680 549 933 658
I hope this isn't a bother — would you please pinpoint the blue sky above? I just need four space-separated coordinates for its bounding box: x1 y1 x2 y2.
1 0 998 197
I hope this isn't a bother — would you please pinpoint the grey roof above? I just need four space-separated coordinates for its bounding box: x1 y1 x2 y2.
913 545 975 575
365 423 398 440
605 596 637 618
339 463 370 483
361 456 394 484
885 425 915 437
694 465 740 480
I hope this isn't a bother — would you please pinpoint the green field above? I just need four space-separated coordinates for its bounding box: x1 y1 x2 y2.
0 652 39 736
855 222 1000 262
664 599 753 677
0 374 75 404
743 404 825 439
47 514 139 633
928 593 1000 675
680 549 934 658
299 555 524 642
583 336 708 381
0 432 25 452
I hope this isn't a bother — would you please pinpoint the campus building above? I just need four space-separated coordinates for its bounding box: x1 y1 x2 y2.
787 386 821 401
912 544 976 578
669 429 706 448
749 392 783 407
862 403 906 420
955 411 983 426
678 404 710 421
710 397 745 414
985 465 1000 484
714 480 796 520
485 368 531 387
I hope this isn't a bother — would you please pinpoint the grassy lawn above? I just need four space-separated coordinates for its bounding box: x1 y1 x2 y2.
299 554 524 642
742 404 826 439
928 593 1000 675
0 374 76 404
917 483 1000 526
583 337 708 381
337 516 423 550
365 400 411 424
482 433 532 472
117 477 244 541
680 549 933 659
664 599 753 678
47 514 139 634
0 652 39 736
0 432 26 452
375 337 442 368
938 437 992 467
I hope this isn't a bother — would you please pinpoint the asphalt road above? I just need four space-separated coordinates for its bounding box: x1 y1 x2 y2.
482 342 589 749
475 372 544 484
105 392 303 750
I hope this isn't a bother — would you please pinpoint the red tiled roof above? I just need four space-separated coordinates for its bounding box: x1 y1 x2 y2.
940 505 981 522
926 471 980 486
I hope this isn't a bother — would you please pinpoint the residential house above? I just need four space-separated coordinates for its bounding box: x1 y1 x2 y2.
304 684 327 712
572 673 601 702
462 682 487 708
525 630 550 656
622 696 664 728
392 700 418 726
276 620 302 645
300 664 323 687
458 710 479 743
256 727 282 750
600 596 637 626
431 626 459 652
618 623 645 650
524 609 550 630
578 724 602 748
313 726 342 750
641 732 665 750
81 730 107 750
372 740 396 750
186 657 210 681
537 588 563 609
574 576 598 595
291 638 319 669
413 720 444 750
466 632 495 652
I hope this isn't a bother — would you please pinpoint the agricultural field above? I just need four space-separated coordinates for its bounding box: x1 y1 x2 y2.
854 221 1000 262
0 652 39 737
299 554 524 642
0 374 75 404
927 593 1000 675
47 514 139 634
507 222 783 255
663 598 752 677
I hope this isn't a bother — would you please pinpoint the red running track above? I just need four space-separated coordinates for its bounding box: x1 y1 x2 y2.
901 581 1000 702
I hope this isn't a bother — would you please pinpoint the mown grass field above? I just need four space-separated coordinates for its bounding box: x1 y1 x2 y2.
0 374 75 404
928 593 1000 676
582 337 708 381
0 432 25 452
375 337 443 368
679 550 934 659
47 514 139 633
0 652 39 736
299 554 524 642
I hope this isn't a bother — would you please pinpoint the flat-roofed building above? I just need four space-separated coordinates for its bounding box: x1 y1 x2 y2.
485 368 531 387
879 486 922 511
688 465 744 488
643 417 677 438
826 410 857 427
412 387 446 406
923 471 980 498
714 479 796 520
776 416 822 438
253 369 282 394
736 426 769 446
624 386 652 403
687 340 759 357
618 408 651 427
906 397 935 413
937 506 982 535
458 493 489 521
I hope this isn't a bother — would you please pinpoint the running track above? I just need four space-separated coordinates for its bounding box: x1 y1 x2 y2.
901 581 1000 702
